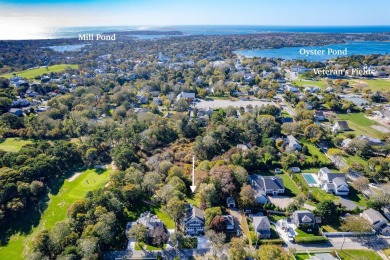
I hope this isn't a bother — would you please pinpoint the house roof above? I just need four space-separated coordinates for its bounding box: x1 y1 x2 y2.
252 216 270 230
261 176 284 191
362 208 387 225
315 111 325 117
294 210 315 224
185 204 205 222
336 121 350 130
223 215 234 226
226 197 235 204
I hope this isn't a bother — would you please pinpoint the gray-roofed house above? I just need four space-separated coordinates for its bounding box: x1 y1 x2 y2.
361 208 390 235
357 135 383 146
315 111 325 121
182 204 205 235
292 210 318 230
249 175 269 204
286 135 302 152
133 212 169 244
318 167 349 195
252 216 271 238
8 108 23 117
176 92 195 102
332 121 350 133
260 176 285 195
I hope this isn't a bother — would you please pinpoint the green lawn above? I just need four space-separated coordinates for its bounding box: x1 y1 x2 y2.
295 228 316 238
348 187 367 208
344 154 368 168
337 113 386 139
0 64 78 79
294 253 312 260
310 188 339 203
350 79 390 92
292 79 329 88
0 168 111 260
301 140 330 163
337 249 382 260
134 242 166 251
151 206 175 229
0 138 33 152
280 171 303 196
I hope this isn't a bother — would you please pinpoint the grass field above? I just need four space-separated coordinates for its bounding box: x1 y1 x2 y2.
280 171 303 196
151 206 175 229
0 168 111 260
337 249 382 260
0 64 78 79
350 79 390 92
293 79 330 88
301 140 330 163
337 113 386 138
0 138 33 152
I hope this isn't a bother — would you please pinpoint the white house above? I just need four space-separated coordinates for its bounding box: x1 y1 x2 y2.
318 167 349 195
177 92 195 102
182 204 205 235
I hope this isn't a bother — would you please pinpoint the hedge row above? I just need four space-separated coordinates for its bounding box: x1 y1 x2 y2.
259 239 284 245
294 236 329 244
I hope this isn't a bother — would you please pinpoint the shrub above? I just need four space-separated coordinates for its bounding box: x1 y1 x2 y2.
294 236 328 244
258 239 284 245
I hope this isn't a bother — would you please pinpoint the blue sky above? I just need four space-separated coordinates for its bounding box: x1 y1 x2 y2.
0 0 389 28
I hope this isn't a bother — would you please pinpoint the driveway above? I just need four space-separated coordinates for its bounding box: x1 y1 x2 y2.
268 196 294 209
338 196 360 210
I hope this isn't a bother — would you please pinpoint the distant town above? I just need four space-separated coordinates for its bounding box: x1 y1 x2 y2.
0 30 390 260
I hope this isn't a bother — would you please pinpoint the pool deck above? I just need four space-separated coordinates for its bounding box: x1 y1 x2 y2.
302 173 321 187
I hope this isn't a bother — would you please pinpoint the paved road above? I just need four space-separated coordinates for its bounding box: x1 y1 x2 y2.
195 98 272 109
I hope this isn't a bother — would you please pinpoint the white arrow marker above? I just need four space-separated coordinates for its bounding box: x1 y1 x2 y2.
190 156 196 193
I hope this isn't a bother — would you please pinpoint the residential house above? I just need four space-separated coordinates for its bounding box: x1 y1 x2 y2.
290 167 301 173
223 215 235 230
260 176 285 195
357 135 383 146
341 138 352 148
183 204 205 235
226 197 236 208
315 111 325 121
8 108 23 117
252 216 271 238
249 175 269 204
382 206 390 221
135 212 169 244
136 95 149 104
153 97 163 106
332 121 350 133
361 208 390 235
286 135 302 152
284 84 299 93
318 167 349 195
237 143 252 151
176 92 195 102
292 210 318 230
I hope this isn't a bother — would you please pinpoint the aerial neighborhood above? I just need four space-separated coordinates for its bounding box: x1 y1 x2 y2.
0 27 390 260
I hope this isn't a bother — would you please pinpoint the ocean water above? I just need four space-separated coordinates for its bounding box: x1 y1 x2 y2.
3 25 390 40
234 41 390 61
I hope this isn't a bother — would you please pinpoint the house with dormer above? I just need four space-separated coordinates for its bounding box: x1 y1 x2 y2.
252 216 271 238
182 204 205 235
318 167 349 195
292 210 319 230
361 208 390 235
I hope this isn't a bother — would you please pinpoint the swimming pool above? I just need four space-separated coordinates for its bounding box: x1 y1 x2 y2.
302 174 320 187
